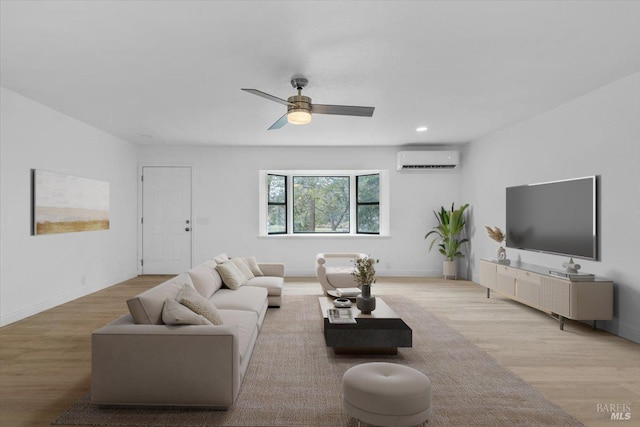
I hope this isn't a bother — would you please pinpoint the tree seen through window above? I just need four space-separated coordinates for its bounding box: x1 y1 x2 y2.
293 176 350 233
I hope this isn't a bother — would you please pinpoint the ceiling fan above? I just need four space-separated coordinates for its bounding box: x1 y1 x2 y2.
241 77 375 130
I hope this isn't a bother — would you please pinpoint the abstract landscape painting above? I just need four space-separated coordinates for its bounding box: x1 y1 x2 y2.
32 170 110 235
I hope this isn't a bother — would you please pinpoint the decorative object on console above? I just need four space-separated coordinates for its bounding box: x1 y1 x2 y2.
425 203 470 279
562 257 581 273
352 256 378 314
484 225 510 264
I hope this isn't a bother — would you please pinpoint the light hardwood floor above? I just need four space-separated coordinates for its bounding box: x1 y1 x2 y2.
1 276 638 426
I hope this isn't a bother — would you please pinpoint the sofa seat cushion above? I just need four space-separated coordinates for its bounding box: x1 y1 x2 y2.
218 309 258 365
210 286 268 325
127 274 194 325
246 276 283 296
326 266 358 288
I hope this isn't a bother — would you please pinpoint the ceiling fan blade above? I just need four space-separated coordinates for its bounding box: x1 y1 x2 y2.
241 88 296 107
268 113 288 130
311 104 375 117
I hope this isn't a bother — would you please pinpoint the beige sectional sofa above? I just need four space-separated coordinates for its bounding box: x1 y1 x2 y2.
91 255 284 408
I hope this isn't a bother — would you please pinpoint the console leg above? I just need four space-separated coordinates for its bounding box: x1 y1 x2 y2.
559 315 565 330
487 288 490 298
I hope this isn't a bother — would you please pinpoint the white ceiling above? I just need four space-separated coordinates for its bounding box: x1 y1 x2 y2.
1 1 639 147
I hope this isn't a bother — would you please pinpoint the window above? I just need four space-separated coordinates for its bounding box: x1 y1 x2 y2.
293 176 350 233
356 174 380 234
267 174 286 234
260 170 388 236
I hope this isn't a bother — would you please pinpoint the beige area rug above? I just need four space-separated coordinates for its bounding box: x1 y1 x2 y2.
53 295 583 426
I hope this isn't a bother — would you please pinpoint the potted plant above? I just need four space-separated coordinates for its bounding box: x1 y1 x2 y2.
351 256 379 314
425 203 470 279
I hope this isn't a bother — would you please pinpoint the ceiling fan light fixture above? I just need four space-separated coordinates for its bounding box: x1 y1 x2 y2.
287 109 312 125
242 77 374 130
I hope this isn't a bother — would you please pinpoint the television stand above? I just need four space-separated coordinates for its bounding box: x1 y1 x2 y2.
479 260 613 330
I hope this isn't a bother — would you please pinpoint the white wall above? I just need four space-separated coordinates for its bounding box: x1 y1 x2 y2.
461 72 640 343
137 145 463 277
0 88 139 326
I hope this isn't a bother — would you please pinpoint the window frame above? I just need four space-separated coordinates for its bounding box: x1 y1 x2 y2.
267 174 287 235
259 169 389 237
356 173 381 235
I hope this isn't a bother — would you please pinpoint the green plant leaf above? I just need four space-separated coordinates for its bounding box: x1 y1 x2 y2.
426 202 470 259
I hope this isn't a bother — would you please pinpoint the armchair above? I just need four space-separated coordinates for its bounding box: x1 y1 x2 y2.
315 252 368 295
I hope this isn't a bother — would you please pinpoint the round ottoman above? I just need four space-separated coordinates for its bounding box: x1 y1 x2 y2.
343 362 432 427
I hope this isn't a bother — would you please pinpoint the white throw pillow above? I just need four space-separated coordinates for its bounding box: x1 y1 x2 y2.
244 256 264 277
231 257 255 280
162 298 212 325
216 261 248 289
177 285 224 325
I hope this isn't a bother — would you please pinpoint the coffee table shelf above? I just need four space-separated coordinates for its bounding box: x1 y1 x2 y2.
319 297 412 355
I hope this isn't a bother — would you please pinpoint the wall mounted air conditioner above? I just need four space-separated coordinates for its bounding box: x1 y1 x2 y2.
396 151 459 171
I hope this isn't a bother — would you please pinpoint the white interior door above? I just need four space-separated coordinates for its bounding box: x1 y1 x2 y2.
142 166 192 274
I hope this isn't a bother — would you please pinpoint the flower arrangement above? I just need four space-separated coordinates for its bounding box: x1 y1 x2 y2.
351 256 379 287
484 226 505 244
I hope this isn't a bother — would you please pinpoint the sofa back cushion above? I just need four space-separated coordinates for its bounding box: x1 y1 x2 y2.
230 258 255 280
126 273 194 324
187 264 220 299
202 259 223 291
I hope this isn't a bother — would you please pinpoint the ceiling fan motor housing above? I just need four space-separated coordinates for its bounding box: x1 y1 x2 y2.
287 94 312 124
287 95 312 113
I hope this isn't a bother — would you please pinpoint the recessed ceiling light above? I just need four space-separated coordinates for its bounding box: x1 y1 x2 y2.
416 126 428 132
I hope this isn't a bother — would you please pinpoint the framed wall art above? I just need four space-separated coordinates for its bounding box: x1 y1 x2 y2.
31 169 110 235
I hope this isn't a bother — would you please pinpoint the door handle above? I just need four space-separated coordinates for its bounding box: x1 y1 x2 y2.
185 227 191 232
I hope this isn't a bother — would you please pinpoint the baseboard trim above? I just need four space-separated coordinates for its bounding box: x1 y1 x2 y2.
0 270 138 327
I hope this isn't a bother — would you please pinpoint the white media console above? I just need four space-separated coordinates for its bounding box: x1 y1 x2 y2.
479 260 613 330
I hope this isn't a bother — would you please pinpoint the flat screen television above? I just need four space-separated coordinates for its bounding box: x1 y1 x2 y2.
506 176 597 260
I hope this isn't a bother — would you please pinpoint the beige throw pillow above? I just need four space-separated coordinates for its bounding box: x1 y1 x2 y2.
230 257 255 280
162 298 212 325
177 285 223 325
216 261 247 289
244 256 264 277
213 253 230 264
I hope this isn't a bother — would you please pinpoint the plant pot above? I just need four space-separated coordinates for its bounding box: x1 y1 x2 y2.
356 284 376 314
443 260 457 279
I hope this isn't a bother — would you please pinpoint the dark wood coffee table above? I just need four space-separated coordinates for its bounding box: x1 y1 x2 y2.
318 297 412 355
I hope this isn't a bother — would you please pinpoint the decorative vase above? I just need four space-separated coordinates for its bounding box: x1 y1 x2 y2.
356 284 376 314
